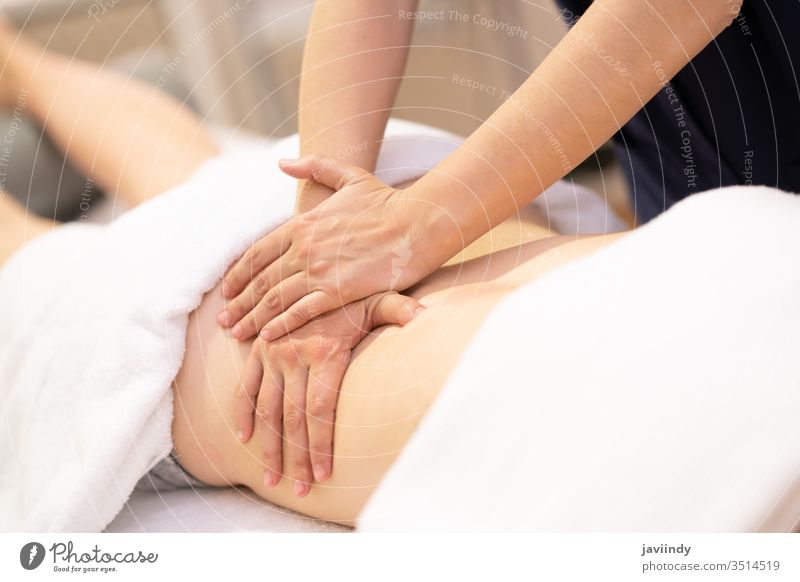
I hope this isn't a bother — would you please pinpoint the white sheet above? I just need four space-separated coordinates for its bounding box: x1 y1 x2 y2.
359 186 800 532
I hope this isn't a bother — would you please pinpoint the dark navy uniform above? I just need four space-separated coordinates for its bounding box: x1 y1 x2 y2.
555 0 800 222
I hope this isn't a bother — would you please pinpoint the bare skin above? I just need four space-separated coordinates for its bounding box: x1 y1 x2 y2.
173 221 624 526
0 21 625 527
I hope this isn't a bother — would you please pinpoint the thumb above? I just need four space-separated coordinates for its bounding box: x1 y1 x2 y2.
369 292 425 328
279 155 368 192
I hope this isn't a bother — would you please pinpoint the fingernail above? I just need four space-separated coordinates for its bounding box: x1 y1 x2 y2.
264 471 278 488
232 324 243 339
293 481 310 497
412 306 426 318
313 464 328 482
217 310 230 326
259 329 271 342
236 430 246 442
279 158 297 166
222 282 231 298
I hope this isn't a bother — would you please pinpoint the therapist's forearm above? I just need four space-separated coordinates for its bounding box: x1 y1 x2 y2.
406 0 739 258
296 0 417 213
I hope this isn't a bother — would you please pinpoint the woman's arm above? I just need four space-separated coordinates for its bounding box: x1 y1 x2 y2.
296 0 418 212
223 0 741 339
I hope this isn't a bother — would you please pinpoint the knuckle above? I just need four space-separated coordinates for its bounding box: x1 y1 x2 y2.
283 409 304 432
291 458 309 474
288 309 309 327
308 397 333 419
337 278 356 300
306 295 325 320
261 450 278 467
292 458 310 476
246 245 261 267
264 289 281 309
297 211 317 227
275 341 299 362
308 258 330 277
254 273 270 296
283 219 298 237
226 299 242 318
239 253 256 276
309 441 329 457
294 241 312 262
255 405 273 425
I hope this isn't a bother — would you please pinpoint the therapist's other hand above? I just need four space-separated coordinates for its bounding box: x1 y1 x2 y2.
219 155 439 341
234 291 423 497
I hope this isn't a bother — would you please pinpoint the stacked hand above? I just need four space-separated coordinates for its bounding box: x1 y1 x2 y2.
233 291 422 496
218 155 441 341
221 155 444 496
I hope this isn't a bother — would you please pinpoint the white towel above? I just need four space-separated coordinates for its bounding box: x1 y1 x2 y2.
0 142 287 532
0 118 624 532
359 186 800 532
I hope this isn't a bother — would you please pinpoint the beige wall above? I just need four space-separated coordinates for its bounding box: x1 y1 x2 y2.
227 0 568 136
4 0 569 136
396 0 566 136
2 0 164 61
0 0 631 219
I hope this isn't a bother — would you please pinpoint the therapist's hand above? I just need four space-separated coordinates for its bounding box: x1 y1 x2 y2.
219 155 446 342
234 291 423 497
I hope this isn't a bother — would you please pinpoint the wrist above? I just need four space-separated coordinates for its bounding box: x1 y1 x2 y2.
398 182 466 269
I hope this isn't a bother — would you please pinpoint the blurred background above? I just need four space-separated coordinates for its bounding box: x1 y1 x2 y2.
0 0 630 222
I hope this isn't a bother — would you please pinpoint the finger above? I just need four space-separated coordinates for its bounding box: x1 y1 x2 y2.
222 226 292 300
279 155 368 192
256 361 284 488
220 258 291 329
232 271 305 340
369 292 426 328
230 272 309 341
282 362 313 497
260 290 340 342
306 357 348 483
233 345 265 443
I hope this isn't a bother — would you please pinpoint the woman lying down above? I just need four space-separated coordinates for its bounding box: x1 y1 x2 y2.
2 23 799 532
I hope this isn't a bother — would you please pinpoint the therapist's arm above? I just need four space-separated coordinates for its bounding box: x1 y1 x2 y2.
295 0 418 212
225 0 741 339
225 0 419 492
403 0 741 254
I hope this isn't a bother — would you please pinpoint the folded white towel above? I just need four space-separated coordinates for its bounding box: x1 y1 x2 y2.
359 186 800 532
0 118 625 532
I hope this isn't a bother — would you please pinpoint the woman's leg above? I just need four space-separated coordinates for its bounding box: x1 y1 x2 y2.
0 19 220 208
